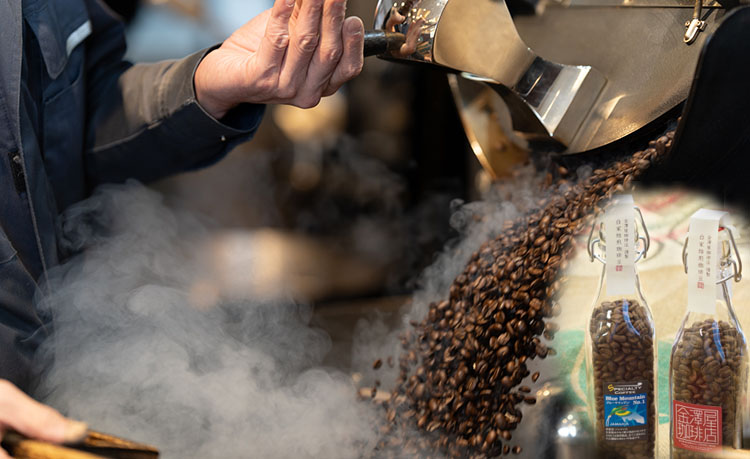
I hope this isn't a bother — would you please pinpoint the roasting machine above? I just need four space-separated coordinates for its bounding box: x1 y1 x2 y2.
364 0 750 182
358 2 750 456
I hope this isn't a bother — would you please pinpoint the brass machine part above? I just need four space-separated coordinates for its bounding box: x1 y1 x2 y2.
3 431 159 459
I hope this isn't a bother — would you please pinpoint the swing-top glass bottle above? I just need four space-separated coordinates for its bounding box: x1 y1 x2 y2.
585 202 657 459
670 225 748 458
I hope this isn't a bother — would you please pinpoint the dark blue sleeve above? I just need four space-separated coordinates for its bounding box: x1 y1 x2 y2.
0 229 45 391
82 0 265 185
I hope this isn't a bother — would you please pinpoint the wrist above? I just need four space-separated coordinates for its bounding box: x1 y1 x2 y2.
194 51 235 120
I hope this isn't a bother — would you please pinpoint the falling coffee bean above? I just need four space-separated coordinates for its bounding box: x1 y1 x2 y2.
372 129 675 458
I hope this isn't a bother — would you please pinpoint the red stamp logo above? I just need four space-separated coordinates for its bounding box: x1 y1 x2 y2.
673 400 722 452
616 265 623 272
697 282 704 289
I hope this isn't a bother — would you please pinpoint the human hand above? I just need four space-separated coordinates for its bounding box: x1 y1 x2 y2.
0 380 87 458
385 10 424 58
194 0 365 119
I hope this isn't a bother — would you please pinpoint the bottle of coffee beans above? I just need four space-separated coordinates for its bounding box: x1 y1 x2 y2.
585 195 657 459
670 210 748 458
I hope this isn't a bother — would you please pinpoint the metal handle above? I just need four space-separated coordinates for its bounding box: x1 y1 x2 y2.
587 206 650 264
682 226 743 282
684 0 707 44
364 30 406 57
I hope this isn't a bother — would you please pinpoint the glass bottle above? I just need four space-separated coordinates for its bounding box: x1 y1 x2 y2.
670 217 748 458
585 195 657 459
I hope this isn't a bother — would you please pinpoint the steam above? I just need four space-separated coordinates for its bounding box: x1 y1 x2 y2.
33 182 379 458
352 165 547 393
32 163 566 458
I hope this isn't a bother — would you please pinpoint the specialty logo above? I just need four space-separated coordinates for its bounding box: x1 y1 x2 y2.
607 382 643 395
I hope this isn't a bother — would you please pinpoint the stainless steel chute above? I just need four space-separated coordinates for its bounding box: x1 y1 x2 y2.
370 0 726 177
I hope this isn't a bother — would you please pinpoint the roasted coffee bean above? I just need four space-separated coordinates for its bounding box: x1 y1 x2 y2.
372 129 674 458
373 359 383 370
589 299 656 459
670 319 747 458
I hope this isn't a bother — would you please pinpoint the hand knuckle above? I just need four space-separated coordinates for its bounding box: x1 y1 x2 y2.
258 80 275 95
297 33 320 53
349 62 364 77
269 32 290 50
325 46 343 63
278 86 298 100
296 95 320 109
327 1 346 20
254 74 275 95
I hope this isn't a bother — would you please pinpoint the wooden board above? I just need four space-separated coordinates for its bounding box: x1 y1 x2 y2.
2 431 159 459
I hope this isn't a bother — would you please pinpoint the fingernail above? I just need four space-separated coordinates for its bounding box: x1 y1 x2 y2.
345 18 363 35
63 421 88 444
286 0 295 7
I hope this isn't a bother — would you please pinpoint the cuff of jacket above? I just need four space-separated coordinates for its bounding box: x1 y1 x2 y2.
163 46 266 170
88 47 265 184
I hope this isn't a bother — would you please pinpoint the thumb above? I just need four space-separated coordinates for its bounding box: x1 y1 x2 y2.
0 380 87 444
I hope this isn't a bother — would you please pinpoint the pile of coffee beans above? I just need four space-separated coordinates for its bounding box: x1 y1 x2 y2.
671 319 748 458
373 131 675 457
589 299 656 459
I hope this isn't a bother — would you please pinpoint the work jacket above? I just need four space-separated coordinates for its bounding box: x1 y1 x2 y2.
0 0 264 391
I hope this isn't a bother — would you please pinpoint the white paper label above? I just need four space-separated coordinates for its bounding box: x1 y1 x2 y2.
687 209 728 314
605 195 635 296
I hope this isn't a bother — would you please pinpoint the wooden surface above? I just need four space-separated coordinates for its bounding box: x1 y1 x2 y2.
2 431 159 459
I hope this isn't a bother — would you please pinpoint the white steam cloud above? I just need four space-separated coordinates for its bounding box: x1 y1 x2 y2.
32 164 563 458
33 182 379 458
351 166 547 400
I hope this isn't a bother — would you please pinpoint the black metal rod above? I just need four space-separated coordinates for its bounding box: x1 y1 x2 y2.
364 30 406 57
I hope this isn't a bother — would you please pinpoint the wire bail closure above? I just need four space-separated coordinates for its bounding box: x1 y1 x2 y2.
587 206 650 265
682 226 743 284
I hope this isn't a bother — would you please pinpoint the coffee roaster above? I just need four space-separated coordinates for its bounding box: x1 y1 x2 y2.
364 0 750 185
357 3 750 457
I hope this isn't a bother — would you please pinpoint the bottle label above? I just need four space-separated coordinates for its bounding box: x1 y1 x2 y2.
602 380 648 441
673 400 723 452
687 209 728 315
604 195 635 296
